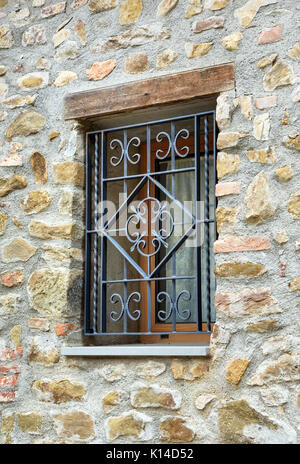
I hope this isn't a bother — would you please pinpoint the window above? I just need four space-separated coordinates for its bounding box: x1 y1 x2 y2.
84 109 217 344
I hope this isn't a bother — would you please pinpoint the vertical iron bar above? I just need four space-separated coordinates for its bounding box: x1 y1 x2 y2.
123 130 128 334
93 135 99 333
195 116 202 332
147 125 152 332
100 132 107 333
171 122 176 333
84 134 93 334
204 116 211 332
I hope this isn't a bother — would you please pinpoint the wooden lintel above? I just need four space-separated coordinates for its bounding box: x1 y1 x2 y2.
64 63 234 121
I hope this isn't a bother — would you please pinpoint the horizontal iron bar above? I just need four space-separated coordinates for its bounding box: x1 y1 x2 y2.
102 275 196 284
86 110 215 136
103 166 196 182
84 331 212 336
86 219 215 234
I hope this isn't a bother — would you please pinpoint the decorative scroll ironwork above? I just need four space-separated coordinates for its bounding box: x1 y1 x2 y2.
155 128 190 160
110 291 142 322
157 290 192 322
126 196 174 257
110 136 141 166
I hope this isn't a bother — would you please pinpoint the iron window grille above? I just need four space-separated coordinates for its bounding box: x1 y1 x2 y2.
84 110 217 337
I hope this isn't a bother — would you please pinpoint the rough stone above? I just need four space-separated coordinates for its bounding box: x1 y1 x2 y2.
157 0 178 16
0 271 24 287
74 20 86 45
226 359 250 385
136 361 166 379
32 379 86 403
55 41 80 62
124 53 149 74
100 364 126 382
5 111 46 141
28 318 50 332
53 29 71 48
88 0 118 13
120 0 142 25
287 42 300 61
248 353 300 385
214 236 270 253
258 25 282 45
216 206 237 232
185 42 213 58
276 166 293 182
54 71 78 87
253 113 270 140
245 172 275 225
171 359 209 381
53 162 84 187
216 181 241 197
263 60 294 92
41 2 66 18
195 394 216 410
234 95 253 120
30 152 48 184
217 152 240 178
0 65 7 76
0 25 14 49
17 413 42 433
22 25 47 46
287 192 300 220
156 49 178 69
221 32 243 51
17 72 49 91
160 417 195 442
86 59 117 80
0 294 21 316
130 383 181 409
0 213 8 236
283 135 300 151
106 411 152 441
257 53 277 69
20 190 51 215
185 0 202 18
215 262 267 278
91 24 171 53
217 132 248 149
10 325 21 346
29 221 75 240
56 323 78 336
234 0 274 27
204 0 230 10
192 16 224 33
2 237 37 263
2 94 37 109
219 400 276 444
216 94 233 130
289 277 300 292
29 342 60 367
215 288 281 318
256 95 277 110
246 147 276 164
53 411 95 440
260 386 289 407
0 174 27 197
28 268 82 317
245 319 278 333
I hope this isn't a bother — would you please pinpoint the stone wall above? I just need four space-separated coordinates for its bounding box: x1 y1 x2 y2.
0 0 299 444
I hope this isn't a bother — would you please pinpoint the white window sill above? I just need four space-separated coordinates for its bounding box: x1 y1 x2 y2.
61 344 210 357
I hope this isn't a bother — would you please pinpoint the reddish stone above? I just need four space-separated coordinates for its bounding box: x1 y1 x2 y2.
13 64 24 73
258 25 283 45
0 391 16 403
86 59 117 81
0 347 23 362
56 323 78 337
214 236 270 254
0 374 18 389
0 271 24 288
0 364 20 374
256 95 277 110
28 318 50 332
41 2 66 18
71 0 87 8
216 182 241 197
